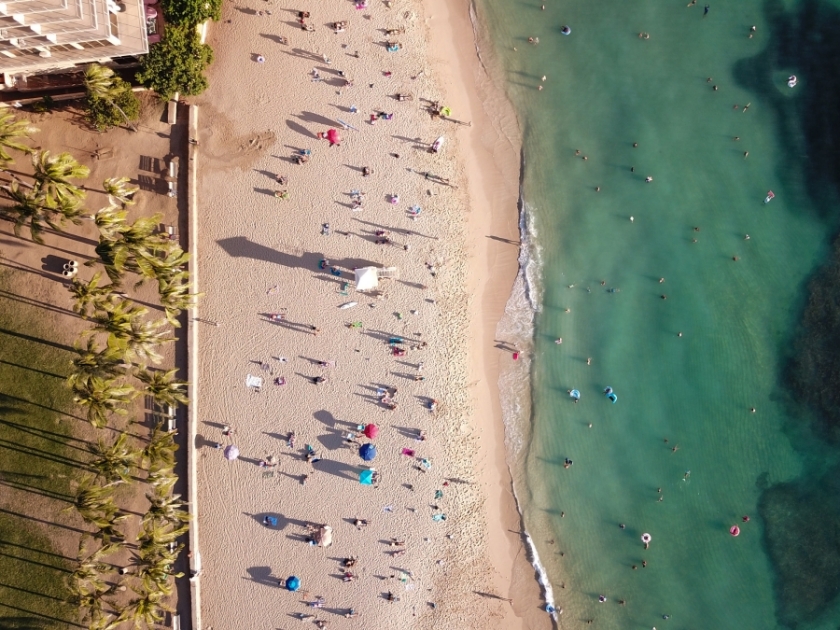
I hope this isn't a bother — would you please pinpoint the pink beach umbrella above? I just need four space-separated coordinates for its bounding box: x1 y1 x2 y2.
363 423 379 439
326 128 341 146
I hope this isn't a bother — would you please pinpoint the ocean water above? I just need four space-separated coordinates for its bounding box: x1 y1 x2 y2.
477 0 840 627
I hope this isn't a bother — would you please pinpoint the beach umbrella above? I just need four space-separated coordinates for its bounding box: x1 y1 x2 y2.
285 576 301 592
224 445 239 461
363 423 379 439
327 129 341 145
359 443 377 461
359 469 374 485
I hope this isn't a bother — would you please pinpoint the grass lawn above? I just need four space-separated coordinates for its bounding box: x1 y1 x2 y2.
0 266 87 630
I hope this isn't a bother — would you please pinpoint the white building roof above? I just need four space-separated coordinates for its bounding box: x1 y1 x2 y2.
0 0 148 77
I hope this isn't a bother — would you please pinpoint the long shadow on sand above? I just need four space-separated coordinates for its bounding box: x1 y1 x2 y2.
312 458 363 481
286 119 318 140
217 236 381 271
244 565 280 587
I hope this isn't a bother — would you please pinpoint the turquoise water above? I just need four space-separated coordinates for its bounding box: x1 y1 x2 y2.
479 0 840 627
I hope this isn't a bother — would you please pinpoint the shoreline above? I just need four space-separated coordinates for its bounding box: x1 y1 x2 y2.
424 1 556 626
421 0 548 626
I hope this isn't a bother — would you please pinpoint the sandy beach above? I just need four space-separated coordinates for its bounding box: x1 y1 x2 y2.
191 0 547 626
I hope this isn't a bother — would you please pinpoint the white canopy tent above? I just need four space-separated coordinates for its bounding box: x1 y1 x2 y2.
354 266 399 291
354 267 380 291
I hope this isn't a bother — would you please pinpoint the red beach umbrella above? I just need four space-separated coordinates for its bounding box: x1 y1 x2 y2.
327 128 341 146
363 423 379 439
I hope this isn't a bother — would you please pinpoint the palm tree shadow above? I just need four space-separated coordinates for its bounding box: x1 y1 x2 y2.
297 111 340 126
312 458 362 481
286 119 318 140
216 236 382 271
244 565 279 587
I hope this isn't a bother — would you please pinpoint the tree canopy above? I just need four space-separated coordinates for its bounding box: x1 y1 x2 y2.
161 0 222 25
136 25 213 98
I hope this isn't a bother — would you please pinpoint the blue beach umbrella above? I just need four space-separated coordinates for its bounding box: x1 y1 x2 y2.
285 576 300 592
359 443 377 461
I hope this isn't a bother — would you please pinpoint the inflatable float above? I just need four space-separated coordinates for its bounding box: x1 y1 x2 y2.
429 136 445 154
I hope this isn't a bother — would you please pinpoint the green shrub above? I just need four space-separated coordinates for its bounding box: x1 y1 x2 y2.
162 0 222 25
136 25 213 99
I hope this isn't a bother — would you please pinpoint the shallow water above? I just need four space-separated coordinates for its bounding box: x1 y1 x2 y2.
479 0 840 626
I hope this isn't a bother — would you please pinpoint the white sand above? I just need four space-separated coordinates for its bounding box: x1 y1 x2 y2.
192 0 544 627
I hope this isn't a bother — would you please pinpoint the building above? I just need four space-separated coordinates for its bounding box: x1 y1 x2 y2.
0 0 153 86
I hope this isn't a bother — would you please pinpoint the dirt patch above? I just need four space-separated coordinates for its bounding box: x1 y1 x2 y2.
193 103 276 171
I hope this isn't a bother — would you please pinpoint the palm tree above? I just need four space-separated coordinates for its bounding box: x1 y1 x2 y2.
48 191 86 222
93 214 170 285
66 476 121 524
2 180 53 242
69 272 117 318
0 108 37 166
1 179 84 242
83 64 116 100
72 376 136 428
93 204 129 241
88 614 122 630
92 518 128 545
68 337 128 390
157 272 200 327
103 176 139 207
31 150 90 205
84 64 137 131
142 491 190 528
149 246 190 283
89 298 148 339
122 318 173 366
119 588 172 629
137 522 187 561
67 579 108 624
136 553 182 595
142 424 178 471
90 432 138 483
146 467 177 494
136 368 188 407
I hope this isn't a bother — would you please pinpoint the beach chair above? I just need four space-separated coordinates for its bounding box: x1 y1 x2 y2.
167 158 179 198
166 405 177 432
